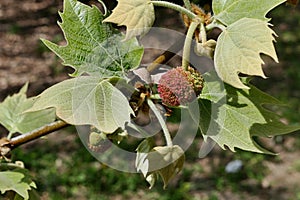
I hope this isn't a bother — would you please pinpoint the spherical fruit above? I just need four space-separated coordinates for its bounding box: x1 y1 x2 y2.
157 66 203 106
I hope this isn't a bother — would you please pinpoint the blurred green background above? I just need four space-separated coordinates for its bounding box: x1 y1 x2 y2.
1 0 300 199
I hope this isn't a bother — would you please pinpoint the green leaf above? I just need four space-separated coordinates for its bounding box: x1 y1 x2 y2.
0 83 56 135
194 74 300 153
214 18 278 89
135 138 155 177
0 171 36 200
212 0 286 26
199 71 226 103
42 0 143 77
141 145 185 189
103 0 155 40
28 77 133 133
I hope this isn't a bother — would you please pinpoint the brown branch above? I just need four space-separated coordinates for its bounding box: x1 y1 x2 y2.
0 35 186 157
146 35 185 73
9 120 69 150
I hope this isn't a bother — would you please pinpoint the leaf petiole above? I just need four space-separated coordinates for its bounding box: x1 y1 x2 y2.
150 0 197 19
147 99 173 147
182 20 200 70
183 0 192 11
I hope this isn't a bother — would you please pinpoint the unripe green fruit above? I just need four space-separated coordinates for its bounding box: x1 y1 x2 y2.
158 66 204 106
88 131 112 153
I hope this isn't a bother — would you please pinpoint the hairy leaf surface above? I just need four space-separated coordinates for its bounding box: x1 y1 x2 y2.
42 0 143 77
0 83 55 135
29 77 133 133
103 0 155 40
212 0 286 26
214 18 278 89
192 71 300 153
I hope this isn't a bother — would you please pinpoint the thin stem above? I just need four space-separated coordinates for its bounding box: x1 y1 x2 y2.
7 132 13 141
200 22 207 43
182 20 200 70
9 120 69 149
183 0 192 11
147 99 173 147
151 1 197 19
205 19 226 31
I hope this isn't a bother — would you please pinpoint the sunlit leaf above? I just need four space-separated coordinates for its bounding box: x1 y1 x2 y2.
192 72 300 153
42 0 143 77
212 0 286 26
28 77 133 133
214 18 278 89
0 83 55 135
103 0 155 40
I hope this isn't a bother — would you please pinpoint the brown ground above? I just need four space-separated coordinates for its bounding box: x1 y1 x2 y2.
0 0 299 200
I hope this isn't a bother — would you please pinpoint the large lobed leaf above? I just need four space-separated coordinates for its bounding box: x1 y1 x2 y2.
103 0 155 40
214 18 278 89
0 83 55 135
28 77 133 133
42 0 143 78
192 71 300 153
212 0 286 26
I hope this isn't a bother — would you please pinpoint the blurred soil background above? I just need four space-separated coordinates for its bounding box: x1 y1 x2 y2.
0 0 300 199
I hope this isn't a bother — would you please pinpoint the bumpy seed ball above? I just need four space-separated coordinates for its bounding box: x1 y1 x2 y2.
158 66 204 106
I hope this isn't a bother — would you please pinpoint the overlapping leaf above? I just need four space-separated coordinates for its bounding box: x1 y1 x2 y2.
212 0 286 26
28 77 133 133
191 71 300 153
214 18 278 89
103 0 155 40
0 83 55 135
42 0 143 77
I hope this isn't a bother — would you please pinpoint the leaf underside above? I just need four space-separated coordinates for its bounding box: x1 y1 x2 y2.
103 0 155 40
28 77 133 133
214 18 278 89
42 0 143 78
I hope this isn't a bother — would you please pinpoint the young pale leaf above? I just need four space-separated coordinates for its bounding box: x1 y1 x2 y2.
0 83 55 134
212 0 286 26
214 18 278 89
42 0 143 77
194 73 300 153
145 145 185 189
103 0 155 40
0 171 36 200
28 77 133 133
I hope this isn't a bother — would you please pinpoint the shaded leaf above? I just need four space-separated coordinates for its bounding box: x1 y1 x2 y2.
103 0 155 40
29 77 133 133
214 18 278 89
212 0 286 26
0 83 55 135
199 71 226 103
141 145 185 189
135 138 155 177
194 75 300 153
0 171 36 200
42 0 143 77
